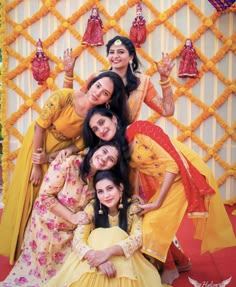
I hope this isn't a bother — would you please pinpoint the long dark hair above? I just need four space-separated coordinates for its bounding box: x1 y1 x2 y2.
83 107 130 165
93 170 132 232
87 70 131 125
106 36 142 96
79 140 130 186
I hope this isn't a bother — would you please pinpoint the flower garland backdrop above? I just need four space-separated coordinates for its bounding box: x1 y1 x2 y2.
0 0 235 201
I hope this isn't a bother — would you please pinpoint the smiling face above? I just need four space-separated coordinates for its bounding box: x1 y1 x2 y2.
90 145 119 171
87 77 114 106
89 113 117 141
96 178 123 214
107 44 133 71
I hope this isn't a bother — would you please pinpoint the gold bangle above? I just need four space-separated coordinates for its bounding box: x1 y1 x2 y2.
161 84 171 89
64 78 73 83
64 75 74 80
159 78 170 85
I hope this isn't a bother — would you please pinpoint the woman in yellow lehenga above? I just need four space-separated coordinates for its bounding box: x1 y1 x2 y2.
82 108 236 285
44 170 166 287
0 71 130 264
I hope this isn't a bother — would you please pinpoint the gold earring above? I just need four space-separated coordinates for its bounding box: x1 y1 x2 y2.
98 202 103 215
129 60 134 74
118 196 123 210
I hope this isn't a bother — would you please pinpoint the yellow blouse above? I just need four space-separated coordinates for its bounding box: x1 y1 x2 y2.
36 88 84 148
129 134 181 185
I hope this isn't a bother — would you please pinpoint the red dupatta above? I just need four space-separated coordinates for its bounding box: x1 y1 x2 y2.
126 121 215 217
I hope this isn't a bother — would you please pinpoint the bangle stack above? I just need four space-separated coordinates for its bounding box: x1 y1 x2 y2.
64 75 74 83
159 78 171 89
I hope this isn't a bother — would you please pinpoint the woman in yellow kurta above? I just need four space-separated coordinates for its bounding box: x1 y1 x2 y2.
0 71 130 264
82 109 236 285
44 170 165 287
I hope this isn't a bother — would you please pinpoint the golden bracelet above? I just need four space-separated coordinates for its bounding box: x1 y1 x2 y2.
159 78 170 85
64 78 73 83
161 83 171 89
64 75 74 81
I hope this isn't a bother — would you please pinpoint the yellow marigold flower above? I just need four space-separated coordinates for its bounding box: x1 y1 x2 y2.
46 77 54 88
206 61 214 68
204 19 213 27
230 84 236 92
45 0 51 8
184 130 191 136
227 169 234 176
208 149 213 155
15 25 23 32
25 99 34 107
58 63 64 71
159 13 167 22
226 39 232 46
227 128 234 135
109 19 117 27
62 22 69 28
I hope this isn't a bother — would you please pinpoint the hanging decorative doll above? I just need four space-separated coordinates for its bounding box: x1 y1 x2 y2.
178 38 199 78
31 39 50 85
82 6 104 46
207 0 235 11
129 3 147 48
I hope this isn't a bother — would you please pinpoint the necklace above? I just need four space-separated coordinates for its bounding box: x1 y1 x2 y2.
108 212 119 226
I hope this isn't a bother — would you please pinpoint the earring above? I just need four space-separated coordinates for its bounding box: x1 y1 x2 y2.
105 102 110 110
129 60 134 74
118 196 123 210
98 202 103 215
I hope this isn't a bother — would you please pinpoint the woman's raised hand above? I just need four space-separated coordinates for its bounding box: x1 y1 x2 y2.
155 52 175 79
62 48 77 77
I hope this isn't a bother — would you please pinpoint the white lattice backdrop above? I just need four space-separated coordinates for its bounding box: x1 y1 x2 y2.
0 0 235 201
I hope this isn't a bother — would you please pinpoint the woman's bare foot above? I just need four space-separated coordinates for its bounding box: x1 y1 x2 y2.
161 267 179 285
177 261 192 272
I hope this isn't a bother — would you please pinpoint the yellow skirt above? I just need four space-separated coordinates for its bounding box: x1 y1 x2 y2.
0 122 74 264
141 139 236 262
172 139 236 254
44 226 163 287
